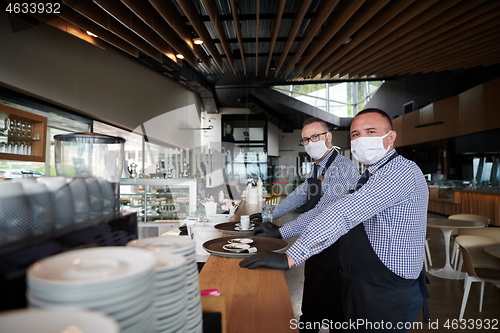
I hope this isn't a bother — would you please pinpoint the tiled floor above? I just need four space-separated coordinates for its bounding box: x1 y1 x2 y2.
277 211 500 333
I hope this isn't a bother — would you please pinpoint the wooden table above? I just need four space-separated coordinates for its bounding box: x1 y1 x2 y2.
427 218 485 279
484 244 500 259
198 201 295 333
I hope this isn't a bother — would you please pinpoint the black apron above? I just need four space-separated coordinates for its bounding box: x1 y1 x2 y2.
300 151 344 332
339 152 429 332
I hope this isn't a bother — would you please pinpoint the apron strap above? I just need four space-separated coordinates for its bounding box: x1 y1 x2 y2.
418 268 431 323
349 151 399 193
321 150 337 175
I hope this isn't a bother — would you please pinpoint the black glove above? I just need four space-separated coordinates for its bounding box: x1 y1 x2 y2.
239 251 289 270
253 222 282 238
249 212 262 222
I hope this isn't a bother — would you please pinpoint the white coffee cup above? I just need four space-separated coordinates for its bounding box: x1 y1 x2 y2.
240 215 250 230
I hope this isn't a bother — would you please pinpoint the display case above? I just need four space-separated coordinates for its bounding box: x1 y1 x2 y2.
0 104 47 162
119 178 197 224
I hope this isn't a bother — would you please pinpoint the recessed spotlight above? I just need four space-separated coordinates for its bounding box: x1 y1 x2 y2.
86 31 98 38
193 37 203 45
176 54 185 59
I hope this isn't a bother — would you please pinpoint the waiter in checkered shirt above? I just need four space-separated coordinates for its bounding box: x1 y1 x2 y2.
241 109 430 332
260 117 359 332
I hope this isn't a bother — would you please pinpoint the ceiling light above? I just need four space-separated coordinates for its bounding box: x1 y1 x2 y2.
86 31 98 38
269 59 277 71
176 54 185 59
343 37 352 45
193 37 203 45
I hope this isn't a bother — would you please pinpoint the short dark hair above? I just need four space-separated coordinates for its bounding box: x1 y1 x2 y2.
355 108 393 130
302 117 329 131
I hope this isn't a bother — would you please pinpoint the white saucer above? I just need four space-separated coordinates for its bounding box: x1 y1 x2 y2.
235 226 254 231
235 223 255 228
223 243 251 252
228 238 254 244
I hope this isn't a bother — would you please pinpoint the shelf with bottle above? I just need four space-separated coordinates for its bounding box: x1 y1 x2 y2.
0 104 47 162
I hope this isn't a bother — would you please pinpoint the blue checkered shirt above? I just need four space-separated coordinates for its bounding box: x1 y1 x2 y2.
285 149 429 279
273 150 359 222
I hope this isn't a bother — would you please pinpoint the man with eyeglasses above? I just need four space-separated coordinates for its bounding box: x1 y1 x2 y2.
256 117 359 332
241 109 429 333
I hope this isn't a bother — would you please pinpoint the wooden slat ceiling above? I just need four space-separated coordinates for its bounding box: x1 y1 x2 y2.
3 0 500 128
7 0 500 82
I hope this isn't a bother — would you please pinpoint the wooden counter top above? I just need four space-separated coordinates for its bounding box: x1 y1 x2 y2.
455 189 500 196
198 200 295 333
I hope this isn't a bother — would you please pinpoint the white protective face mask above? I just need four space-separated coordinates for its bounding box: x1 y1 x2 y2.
351 131 392 165
304 135 332 160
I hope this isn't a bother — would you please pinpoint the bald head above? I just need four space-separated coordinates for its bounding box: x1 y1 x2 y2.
354 108 392 132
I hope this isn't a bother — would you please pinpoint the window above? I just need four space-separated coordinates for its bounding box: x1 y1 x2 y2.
273 80 384 117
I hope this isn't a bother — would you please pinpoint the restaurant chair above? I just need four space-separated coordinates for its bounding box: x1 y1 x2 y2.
449 214 490 269
456 228 500 276
455 235 500 320
424 237 433 271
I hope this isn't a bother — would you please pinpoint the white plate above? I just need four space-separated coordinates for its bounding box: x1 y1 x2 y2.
235 223 255 228
234 226 254 231
228 238 254 244
157 317 186 332
27 247 156 288
155 303 187 321
29 272 155 303
156 283 185 300
0 308 120 333
29 278 152 308
223 244 251 252
154 253 186 273
109 289 156 321
155 272 186 289
156 281 186 296
119 299 155 329
121 305 156 333
155 268 186 282
27 287 156 321
157 311 187 332
127 236 195 254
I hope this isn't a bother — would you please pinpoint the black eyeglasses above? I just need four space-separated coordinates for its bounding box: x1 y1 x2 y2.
299 132 328 146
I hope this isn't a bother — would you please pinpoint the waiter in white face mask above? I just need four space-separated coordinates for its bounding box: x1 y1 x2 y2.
241 109 430 333
250 117 359 332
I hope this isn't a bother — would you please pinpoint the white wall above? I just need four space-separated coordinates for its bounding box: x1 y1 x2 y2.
0 13 203 149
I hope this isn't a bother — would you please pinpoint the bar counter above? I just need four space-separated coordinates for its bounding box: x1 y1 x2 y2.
198 201 295 333
428 186 500 226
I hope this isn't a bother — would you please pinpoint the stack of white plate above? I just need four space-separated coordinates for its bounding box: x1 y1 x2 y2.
153 252 188 333
128 236 203 333
0 308 120 333
26 247 157 333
